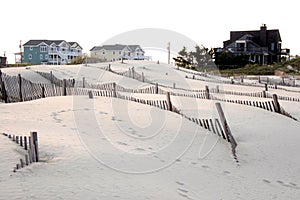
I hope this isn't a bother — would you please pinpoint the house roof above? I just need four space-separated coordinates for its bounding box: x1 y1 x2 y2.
224 28 282 48
23 40 82 49
90 44 127 51
69 42 83 49
90 44 143 52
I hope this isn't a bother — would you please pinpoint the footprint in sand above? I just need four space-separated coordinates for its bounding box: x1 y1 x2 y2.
117 141 128 146
201 165 209 169
176 181 185 186
263 179 271 184
99 111 108 115
289 182 297 187
178 188 188 193
223 170 231 175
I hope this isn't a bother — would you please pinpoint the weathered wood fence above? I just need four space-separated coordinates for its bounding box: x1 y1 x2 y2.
2 132 39 172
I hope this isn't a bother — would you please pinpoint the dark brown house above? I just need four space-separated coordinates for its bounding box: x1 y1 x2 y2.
219 24 288 64
0 56 7 67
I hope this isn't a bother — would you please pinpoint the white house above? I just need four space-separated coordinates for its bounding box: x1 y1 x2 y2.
90 44 148 62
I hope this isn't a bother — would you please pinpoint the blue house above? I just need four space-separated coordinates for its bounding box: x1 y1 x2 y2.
22 40 83 65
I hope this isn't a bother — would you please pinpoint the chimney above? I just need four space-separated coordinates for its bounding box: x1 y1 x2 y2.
260 24 267 47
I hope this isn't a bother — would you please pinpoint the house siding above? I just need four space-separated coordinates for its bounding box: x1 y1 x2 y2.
217 25 286 65
22 40 83 65
90 44 146 62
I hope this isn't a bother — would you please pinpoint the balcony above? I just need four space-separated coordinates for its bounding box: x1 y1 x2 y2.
227 47 269 54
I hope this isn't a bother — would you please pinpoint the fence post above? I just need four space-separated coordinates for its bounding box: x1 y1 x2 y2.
272 94 281 113
25 154 29 166
264 83 268 91
29 136 35 162
241 76 244 83
62 79 67 96
258 76 261 83
166 92 172 111
282 77 285 85
293 79 296 87
142 72 145 82
24 136 28 150
112 82 117 98
155 83 158 94
262 90 266 98
18 74 23 102
30 131 39 162
132 67 135 79
173 83 176 89
215 103 237 147
0 70 8 103
50 71 53 84
216 85 219 93
20 136 23 147
41 85 45 98
205 85 210 99
88 91 93 99
82 77 85 88
20 159 24 168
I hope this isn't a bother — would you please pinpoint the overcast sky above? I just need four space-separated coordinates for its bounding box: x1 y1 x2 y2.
0 0 298 64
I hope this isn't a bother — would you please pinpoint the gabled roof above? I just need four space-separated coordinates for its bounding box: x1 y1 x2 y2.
23 40 82 49
90 44 143 52
90 44 127 51
23 40 49 46
69 42 83 49
224 27 282 48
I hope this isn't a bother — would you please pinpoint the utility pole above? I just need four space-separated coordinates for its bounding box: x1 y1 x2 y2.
167 42 170 65
19 40 22 64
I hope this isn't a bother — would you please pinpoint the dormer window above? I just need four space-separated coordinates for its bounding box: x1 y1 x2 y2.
236 41 246 52
40 46 47 52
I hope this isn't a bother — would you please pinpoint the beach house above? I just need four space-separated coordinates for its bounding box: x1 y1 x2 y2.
22 40 83 65
90 44 147 62
216 24 289 65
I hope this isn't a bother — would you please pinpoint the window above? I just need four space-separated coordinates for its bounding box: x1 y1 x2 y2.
40 46 47 52
119 51 121 55
236 43 245 51
30 47 33 51
40 54 43 59
28 54 32 60
45 55 48 59
112 51 115 55
103 51 105 54
271 43 275 51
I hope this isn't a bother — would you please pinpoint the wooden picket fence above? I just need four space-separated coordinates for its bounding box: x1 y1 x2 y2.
34 69 300 103
2 132 39 172
1 71 241 162
179 66 300 90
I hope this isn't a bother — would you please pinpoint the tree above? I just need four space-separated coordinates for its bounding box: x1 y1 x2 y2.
173 56 191 69
178 46 188 58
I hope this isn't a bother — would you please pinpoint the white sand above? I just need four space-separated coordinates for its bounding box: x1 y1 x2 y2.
1 60 300 199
